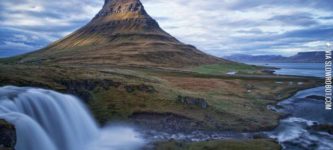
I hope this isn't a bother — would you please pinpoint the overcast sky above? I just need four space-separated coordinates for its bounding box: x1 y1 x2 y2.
0 0 332 57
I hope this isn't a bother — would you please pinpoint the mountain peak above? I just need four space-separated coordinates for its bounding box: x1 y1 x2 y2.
94 0 149 22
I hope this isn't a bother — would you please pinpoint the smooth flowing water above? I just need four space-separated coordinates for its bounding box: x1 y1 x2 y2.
0 86 145 150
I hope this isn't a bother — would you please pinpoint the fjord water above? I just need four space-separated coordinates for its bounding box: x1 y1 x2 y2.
0 86 145 150
250 63 324 77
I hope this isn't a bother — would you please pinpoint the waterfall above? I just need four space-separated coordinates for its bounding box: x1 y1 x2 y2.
0 86 99 150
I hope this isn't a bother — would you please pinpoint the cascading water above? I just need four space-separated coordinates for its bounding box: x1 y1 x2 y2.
0 86 145 150
265 87 333 150
0 86 98 150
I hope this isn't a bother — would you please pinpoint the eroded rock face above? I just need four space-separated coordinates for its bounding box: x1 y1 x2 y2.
90 0 167 37
177 96 209 109
57 79 156 101
124 84 156 93
0 119 16 150
57 79 121 101
98 0 147 17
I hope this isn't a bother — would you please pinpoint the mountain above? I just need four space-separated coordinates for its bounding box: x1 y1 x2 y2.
288 51 326 63
225 51 327 63
224 54 286 63
4 0 224 68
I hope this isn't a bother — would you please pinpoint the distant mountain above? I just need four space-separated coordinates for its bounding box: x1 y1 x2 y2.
224 54 286 63
288 51 326 63
225 51 327 63
1 0 226 68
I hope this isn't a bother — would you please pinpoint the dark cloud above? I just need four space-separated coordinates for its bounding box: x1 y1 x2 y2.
228 0 333 11
0 0 103 57
283 26 333 39
268 13 318 26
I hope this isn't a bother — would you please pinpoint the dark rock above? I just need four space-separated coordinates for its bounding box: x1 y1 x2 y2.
253 133 268 139
177 96 208 109
309 124 333 134
0 119 16 149
124 85 135 93
129 112 206 133
56 79 121 101
246 84 255 90
57 79 121 91
124 84 156 93
306 95 325 101
261 69 275 74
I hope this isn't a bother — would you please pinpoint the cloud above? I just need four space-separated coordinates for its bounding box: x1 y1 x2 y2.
268 13 318 26
142 0 333 56
0 0 332 57
0 0 103 57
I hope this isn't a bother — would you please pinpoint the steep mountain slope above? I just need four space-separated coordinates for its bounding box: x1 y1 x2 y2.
6 0 225 68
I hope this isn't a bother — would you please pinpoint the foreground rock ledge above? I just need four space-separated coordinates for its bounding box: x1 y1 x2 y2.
0 119 16 150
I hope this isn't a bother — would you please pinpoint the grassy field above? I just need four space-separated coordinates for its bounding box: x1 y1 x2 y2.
0 64 321 132
192 63 265 75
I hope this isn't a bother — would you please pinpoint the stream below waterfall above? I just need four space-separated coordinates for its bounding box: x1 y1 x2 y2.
265 86 333 150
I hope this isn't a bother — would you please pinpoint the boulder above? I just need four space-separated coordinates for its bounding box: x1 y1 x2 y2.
309 124 333 134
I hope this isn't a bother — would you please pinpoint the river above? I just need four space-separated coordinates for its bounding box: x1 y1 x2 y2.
248 62 333 150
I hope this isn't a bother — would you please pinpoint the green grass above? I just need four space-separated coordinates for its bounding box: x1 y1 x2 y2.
0 64 322 132
154 139 281 150
192 63 262 75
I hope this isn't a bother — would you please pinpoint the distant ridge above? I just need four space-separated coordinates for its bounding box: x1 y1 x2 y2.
225 51 328 63
4 0 226 68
